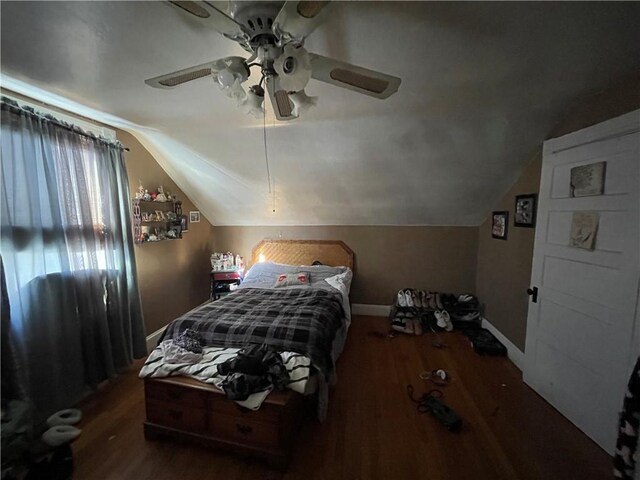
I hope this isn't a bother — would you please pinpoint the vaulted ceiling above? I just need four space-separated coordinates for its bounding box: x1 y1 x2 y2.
2 1 639 225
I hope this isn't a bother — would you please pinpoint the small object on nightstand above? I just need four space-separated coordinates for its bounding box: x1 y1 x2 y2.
210 269 244 300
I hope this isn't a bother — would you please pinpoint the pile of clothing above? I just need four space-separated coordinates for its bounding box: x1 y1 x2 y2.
160 328 205 364
217 344 290 401
158 329 290 402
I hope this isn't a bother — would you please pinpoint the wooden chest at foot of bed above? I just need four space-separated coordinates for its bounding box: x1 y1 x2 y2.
143 376 304 469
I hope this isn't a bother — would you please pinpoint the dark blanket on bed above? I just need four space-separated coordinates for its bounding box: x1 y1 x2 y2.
161 288 345 378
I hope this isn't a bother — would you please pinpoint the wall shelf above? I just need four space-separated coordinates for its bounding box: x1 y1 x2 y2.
132 198 183 245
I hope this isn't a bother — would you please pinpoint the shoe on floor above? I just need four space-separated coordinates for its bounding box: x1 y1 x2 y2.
428 293 437 310
441 310 453 332
41 425 81 447
404 289 414 308
412 318 423 336
47 409 82 427
412 290 422 308
391 318 414 335
435 293 444 310
397 290 408 307
419 290 428 308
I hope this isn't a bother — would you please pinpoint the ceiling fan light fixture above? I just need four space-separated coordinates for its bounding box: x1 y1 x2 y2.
211 58 250 105
289 90 317 117
225 78 248 105
243 84 265 118
273 44 312 92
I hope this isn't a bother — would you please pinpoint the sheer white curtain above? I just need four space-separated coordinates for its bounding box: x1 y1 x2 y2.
0 97 146 420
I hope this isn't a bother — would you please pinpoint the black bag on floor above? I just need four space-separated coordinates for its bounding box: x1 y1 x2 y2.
464 328 507 356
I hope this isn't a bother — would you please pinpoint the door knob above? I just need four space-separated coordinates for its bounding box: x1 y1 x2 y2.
527 286 538 303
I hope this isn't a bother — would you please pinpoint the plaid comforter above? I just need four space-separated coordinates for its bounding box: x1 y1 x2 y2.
161 287 345 378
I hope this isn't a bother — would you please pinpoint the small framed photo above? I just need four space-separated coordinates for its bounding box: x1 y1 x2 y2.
514 193 537 228
181 215 189 233
189 211 200 223
491 211 508 240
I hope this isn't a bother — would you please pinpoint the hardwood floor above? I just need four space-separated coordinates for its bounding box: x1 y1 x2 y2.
72 316 611 479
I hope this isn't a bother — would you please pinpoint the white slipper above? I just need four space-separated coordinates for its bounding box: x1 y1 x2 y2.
47 409 82 427
41 425 81 447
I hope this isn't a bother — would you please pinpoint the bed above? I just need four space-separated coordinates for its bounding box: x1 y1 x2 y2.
140 239 354 467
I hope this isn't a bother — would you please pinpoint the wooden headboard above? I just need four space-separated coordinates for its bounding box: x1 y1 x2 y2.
251 240 354 270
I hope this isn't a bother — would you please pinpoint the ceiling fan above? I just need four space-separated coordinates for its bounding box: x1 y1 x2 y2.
145 1 402 121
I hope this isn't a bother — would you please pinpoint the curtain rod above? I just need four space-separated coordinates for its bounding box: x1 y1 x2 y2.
1 96 130 152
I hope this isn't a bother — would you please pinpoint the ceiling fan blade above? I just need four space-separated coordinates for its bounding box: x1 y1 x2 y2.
272 1 332 44
145 56 245 89
265 76 296 121
308 53 401 99
169 1 249 46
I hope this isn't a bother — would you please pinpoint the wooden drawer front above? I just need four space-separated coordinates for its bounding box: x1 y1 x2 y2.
146 380 207 409
209 413 279 448
146 400 207 433
209 395 281 424
213 272 241 281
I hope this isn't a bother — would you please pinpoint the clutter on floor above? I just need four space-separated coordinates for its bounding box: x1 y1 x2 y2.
462 328 507 356
420 369 451 387
390 289 482 336
407 384 463 432
1 404 82 480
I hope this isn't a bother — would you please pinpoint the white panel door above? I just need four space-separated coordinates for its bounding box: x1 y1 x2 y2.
524 109 640 454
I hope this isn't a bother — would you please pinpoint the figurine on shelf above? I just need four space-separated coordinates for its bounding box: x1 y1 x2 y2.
150 191 158 201
142 189 152 202
166 229 177 239
165 190 173 202
148 234 158 242
156 186 167 202
135 181 145 200
166 211 178 221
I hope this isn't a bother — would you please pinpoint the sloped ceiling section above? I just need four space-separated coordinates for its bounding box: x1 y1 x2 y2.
1 1 639 226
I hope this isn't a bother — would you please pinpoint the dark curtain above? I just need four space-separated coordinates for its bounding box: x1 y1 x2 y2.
0 97 146 421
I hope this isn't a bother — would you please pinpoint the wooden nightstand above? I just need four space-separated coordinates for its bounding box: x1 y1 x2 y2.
210 270 243 300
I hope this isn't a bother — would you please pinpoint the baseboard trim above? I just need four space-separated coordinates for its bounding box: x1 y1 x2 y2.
481 317 525 371
352 303 391 317
146 325 167 353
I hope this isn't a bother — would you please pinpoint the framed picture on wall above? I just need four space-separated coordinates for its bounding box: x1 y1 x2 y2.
189 211 201 223
514 193 537 228
181 215 189 233
491 211 508 240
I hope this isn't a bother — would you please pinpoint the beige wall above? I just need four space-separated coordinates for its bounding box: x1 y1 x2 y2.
476 156 541 351
213 226 478 305
118 130 215 335
476 75 640 352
